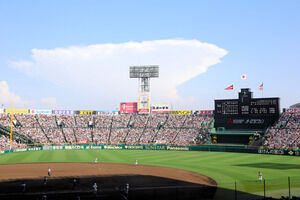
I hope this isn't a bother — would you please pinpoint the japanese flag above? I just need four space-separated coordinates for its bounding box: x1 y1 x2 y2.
241 74 247 80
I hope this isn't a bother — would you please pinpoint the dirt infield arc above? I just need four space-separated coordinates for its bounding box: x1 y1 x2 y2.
0 162 216 186
0 163 217 199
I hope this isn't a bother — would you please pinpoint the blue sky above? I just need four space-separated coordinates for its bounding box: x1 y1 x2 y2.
0 0 299 110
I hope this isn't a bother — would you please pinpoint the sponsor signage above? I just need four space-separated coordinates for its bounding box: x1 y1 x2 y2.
3 144 300 156
170 110 192 115
258 148 285 155
98 110 118 115
227 118 265 125
193 110 213 115
138 93 150 113
74 110 97 115
52 110 73 115
151 103 170 114
200 110 213 115
30 109 52 115
5 109 29 114
286 108 300 113
120 102 138 113
77 140 89 144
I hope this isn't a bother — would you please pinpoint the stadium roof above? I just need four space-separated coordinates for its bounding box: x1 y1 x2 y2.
290 103 300 108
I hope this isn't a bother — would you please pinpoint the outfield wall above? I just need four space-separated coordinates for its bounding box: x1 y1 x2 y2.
1 144 300 156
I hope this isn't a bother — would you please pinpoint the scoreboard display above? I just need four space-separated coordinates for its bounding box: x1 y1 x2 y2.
214 88 280 130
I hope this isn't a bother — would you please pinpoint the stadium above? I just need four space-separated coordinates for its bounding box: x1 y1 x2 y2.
0 66 299 200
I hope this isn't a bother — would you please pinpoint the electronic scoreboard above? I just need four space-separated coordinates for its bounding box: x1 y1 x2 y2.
214 88 280 130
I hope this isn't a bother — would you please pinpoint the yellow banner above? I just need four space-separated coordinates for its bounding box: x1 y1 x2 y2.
5 109 29 114
79 110 95 115
170 110 191 115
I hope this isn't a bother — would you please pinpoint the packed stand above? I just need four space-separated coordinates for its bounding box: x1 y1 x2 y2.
37 114 57 128
14 127 49 144
0 113 12 127
56 115 75 128
0 135 26 150
263 111 300 149
14 114 39 128
62 128 76 143
94 115 112 128
0 113 213 147
93 128 109 144
74 128 92 142
75 115 93 128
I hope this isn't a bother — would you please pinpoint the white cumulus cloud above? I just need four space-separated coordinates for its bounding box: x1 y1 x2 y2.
0 81 60 109
10 39 227 109
0 81 22 106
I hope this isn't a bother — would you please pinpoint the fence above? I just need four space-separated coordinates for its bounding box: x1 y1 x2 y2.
215 176 300 200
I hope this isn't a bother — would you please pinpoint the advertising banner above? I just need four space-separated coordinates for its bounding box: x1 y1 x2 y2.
74 110 97 115
5 109 29 114
120 102 138 113
286 108 300 113
98 111 118 115
77 140 89 144
170 110 191 115
193 110 213 115
138 93 150 113
30 109 52 115
151 103 170 114
52 110 73 115
4 144 300 157
200 110 213 115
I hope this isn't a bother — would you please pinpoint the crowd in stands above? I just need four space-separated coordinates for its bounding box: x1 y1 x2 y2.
4 109 300 150
0 135 26 150
0 113 213 150
263 112 300 149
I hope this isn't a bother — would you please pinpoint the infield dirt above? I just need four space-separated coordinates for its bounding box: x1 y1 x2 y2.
0 162 216 186
0 163 217 199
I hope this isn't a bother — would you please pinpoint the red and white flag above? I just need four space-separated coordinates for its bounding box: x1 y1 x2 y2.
224 84 234 90
241 74 247 80
259 83 263 91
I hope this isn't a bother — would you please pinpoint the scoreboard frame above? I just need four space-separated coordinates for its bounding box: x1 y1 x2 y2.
214 88 280 130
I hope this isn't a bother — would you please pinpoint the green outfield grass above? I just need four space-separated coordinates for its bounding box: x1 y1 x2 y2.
0 150 300 199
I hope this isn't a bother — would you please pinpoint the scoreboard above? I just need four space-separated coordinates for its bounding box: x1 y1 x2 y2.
214 88 280 130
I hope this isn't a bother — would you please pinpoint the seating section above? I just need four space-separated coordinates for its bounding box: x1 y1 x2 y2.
0 134 26 150
0 113 213 149
263 112 300 149
4 110 299 150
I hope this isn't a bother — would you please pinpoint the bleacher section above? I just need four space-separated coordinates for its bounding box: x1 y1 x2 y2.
1 108 299 151
263 110 300 149
0 113 213 150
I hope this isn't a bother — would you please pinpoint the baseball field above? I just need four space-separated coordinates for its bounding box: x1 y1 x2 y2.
0 149 300 199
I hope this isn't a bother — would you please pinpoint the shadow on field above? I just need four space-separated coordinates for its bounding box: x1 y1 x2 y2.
214 187 279 200
0 175 218 200
234 162 300 170
0 175 276 200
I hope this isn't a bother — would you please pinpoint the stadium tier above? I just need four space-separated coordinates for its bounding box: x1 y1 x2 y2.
1 107 300 151
0 113 212 150
263 110 300 149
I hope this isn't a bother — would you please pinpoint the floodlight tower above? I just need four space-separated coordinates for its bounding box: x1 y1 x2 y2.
129 66 159 113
